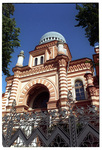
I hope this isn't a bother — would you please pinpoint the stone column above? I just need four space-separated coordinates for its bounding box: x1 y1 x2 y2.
6 51 25 110
84 73 96 102
6 70 20 110
58 58 68 108
84 72 94 86
2 79 12 111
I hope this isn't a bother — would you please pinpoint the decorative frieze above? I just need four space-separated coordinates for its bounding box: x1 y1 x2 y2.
68 62 91 73
20 64 56 78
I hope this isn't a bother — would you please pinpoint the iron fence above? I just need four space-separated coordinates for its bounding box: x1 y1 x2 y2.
2 99 99 147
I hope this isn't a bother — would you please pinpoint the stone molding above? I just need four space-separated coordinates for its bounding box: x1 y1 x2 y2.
18 78 58 106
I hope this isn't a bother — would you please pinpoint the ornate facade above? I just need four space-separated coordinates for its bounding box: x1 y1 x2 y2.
2 31 99 116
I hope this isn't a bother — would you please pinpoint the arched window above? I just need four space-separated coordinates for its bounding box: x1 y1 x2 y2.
40 56 43 64
35 58 38 66
75 80 85 101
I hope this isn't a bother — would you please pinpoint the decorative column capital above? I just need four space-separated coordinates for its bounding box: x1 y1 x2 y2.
84 72 93 80
14 70 20 78
84 72 94 86
87 86 96 96
59 58 67 67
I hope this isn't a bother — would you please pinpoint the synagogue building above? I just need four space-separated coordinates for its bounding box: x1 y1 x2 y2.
2 31 99 116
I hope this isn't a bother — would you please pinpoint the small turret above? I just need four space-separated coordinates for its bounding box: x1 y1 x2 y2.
57 41 67 55
16 50 25 67
94 45 99 54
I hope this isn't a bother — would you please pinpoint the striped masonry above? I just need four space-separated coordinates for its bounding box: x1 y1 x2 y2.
58 66 67 99
8 78 19 105
2 84 12 110
19 78 56 105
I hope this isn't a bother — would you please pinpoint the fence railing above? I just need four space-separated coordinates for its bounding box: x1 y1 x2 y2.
2 99 99 147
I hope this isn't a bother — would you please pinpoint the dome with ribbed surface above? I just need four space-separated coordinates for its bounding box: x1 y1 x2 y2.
39 31 66 45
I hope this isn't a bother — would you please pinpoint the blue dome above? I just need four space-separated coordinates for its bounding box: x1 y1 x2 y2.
39 31 66 45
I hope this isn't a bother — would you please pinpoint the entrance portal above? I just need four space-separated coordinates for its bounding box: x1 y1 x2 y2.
27 84 49 110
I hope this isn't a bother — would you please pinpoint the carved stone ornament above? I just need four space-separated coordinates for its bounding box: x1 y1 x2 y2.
88 86 96 96
59 59 67 67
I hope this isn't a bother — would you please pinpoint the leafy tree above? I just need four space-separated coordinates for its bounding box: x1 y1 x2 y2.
2 3 20 76
75 3 99 46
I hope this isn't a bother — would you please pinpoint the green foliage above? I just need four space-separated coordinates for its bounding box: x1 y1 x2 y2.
85 60 99 69
75 3 99 46
2 3 20 76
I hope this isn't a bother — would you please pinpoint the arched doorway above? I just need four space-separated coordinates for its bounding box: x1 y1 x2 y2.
27 84 49 110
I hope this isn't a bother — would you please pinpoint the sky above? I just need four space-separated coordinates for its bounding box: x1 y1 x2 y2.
2 2 99 93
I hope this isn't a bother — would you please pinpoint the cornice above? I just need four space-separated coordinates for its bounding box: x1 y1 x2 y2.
70 58 92 66
6 75 14 82
35 40 58 50
29 47 51 58
29 48 45 56
55 54 69 62
12 66 31 72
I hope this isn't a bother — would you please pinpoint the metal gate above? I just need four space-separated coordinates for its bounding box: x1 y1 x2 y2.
2 99 99 147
